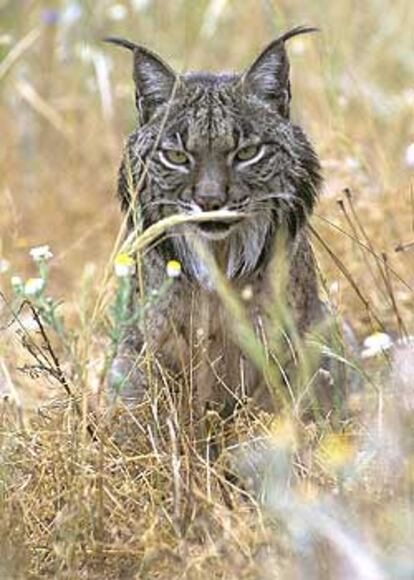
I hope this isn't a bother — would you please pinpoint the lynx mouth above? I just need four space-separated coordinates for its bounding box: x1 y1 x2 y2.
197 219 241 234
181 210 244 239
195 218 245 240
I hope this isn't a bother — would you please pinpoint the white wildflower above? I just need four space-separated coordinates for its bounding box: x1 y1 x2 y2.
114 253 135 278
131 0 151 11
166 260 181 278
361 332 393 359
345 156 360 170
404 143 414 168
24 277 45 296
29 245 53 262
108 4 127 20
0 259 10 274
11 275 23 288
241 285 253 301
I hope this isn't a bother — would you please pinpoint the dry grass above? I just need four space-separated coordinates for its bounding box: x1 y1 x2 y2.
1 0 414 578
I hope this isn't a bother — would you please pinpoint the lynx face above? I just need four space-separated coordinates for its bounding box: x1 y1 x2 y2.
108 27 321 284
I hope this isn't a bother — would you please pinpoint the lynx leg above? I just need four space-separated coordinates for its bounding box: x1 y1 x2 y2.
107 336 148 405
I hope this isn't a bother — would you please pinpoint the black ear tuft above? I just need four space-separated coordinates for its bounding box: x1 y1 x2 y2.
242 26 318 117
105 37 177 122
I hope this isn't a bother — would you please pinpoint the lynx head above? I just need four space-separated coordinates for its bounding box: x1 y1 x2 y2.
107 27 322 284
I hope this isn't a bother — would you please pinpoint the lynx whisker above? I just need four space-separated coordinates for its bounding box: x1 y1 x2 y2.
141 198 182 210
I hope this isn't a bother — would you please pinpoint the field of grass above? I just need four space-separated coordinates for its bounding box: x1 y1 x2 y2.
1 0 414 578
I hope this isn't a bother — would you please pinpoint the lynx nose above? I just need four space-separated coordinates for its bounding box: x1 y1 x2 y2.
194 193 225 212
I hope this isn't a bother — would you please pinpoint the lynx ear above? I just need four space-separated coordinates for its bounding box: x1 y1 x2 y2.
242 26 318 117
105 37 177 122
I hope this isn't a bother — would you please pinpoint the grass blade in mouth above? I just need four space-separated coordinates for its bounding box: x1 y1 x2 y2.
124 210 245 254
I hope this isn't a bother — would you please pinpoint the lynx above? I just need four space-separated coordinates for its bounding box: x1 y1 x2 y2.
106 27 348 416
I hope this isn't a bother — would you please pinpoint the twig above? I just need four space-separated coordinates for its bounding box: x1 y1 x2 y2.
0 292 97 441
343 188 392 297
337 196 388 302
381 252 408 338
314 213 413 293
308 224 386 331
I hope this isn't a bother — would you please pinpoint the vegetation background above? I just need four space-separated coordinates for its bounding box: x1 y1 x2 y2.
0 0 413 578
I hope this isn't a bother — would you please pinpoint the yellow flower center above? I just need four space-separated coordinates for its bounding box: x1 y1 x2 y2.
115 253 134 267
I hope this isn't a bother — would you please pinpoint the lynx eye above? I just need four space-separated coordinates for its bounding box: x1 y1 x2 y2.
235 144 262 163
162 150 189 165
